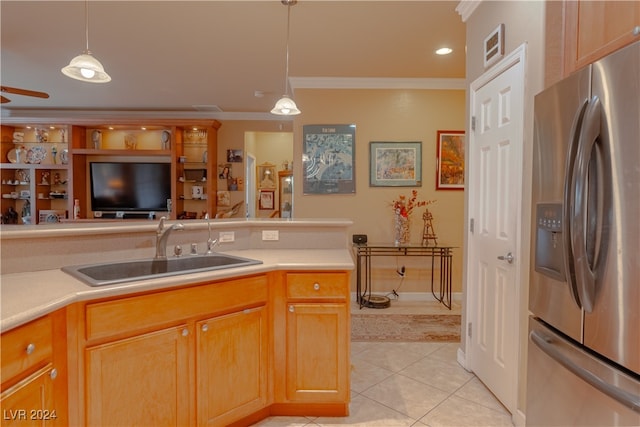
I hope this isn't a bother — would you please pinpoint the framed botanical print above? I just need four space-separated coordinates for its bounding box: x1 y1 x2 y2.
370 141 422 187
436 130 465 190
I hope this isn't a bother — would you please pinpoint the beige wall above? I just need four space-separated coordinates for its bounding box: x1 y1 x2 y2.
217 89 466 293
290 88 466 295
462 0 546 420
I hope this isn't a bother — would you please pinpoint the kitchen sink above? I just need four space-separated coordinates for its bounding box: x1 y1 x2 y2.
62 253 263 286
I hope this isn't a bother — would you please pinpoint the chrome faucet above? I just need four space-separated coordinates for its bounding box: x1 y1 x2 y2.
155 217 185 259
204 213 218 254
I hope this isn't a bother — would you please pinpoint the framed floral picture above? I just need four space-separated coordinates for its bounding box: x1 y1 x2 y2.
436 130 465 190
370 141 422 187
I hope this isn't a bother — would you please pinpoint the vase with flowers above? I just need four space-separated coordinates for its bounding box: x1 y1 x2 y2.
390 190 435 245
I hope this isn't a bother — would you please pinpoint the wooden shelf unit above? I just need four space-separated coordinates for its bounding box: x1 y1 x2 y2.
1 120 220 223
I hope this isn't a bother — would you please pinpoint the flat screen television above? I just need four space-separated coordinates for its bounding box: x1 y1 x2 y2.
90 162 171 212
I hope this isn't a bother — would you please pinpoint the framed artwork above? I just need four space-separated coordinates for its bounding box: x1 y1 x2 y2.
258 190 274 210
218 163 231 179
227 149 243 162
370 141 422 187
217 190 230 206
302 124 355 194
436 130 465 190
257 162 276 189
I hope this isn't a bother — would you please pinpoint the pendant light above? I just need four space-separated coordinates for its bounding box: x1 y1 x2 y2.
61 0 111 83
271 0 301 115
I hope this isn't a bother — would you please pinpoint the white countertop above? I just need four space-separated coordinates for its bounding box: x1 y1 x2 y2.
1 248 354 332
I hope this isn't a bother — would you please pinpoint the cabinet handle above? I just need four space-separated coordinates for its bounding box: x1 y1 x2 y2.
181 328 189 337
50 368 58 380
288 305 295 313
313 282 320 291
201 324 209 332
26 343 35 355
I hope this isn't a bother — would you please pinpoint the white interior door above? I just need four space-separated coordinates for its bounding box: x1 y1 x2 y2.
466 45 525 414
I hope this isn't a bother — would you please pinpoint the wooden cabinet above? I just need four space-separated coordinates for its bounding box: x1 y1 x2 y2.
2 120 220 223
3 269 350 426
284 272 350 404
278 170 293 218
85 325 190 426
1 311 68 426
80 274 269 426
196 306 268 426
562 1 640 76
174 125 220 219
0 125 72 224
1 365 59 427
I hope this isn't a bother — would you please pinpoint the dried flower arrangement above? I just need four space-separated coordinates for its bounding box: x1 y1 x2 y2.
390 190 435 218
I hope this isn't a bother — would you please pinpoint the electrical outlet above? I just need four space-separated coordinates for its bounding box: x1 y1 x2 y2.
262 230 279 241
219 231 235 242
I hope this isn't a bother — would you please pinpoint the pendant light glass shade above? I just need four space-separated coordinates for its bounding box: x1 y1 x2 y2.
62 0 111 83
62 51 111 83
271 0 300 116
271 96 301 115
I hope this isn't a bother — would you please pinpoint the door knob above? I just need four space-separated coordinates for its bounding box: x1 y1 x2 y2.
497 252 514 264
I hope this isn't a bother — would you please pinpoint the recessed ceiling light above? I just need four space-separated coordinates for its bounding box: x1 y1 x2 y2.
436 47 453 55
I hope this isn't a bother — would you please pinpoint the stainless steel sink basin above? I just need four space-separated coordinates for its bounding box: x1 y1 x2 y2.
62 253 262 286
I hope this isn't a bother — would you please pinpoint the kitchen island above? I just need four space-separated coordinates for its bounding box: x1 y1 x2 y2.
1 219 354 426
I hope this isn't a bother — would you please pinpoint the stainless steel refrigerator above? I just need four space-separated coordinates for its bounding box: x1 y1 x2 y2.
527 41 639 426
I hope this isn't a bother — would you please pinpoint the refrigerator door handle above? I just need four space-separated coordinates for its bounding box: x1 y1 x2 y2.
569 95 602 313
530 329 640 413
562 99 589 309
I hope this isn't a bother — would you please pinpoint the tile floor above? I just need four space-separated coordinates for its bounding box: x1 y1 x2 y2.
253 300 514 427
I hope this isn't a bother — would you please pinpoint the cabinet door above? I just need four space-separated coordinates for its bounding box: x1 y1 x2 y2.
286 303 349 402
565 1 640 73
85 325 190 426
0 365 59 426
196 306 268 426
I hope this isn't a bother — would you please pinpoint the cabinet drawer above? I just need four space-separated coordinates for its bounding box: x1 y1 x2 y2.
1 315 53 385
286 272 348 300
86 275 268 342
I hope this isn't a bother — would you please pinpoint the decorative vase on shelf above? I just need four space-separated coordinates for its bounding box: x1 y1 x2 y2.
394 212 410 246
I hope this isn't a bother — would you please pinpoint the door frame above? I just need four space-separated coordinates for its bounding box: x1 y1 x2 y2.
462 43 527 414
245 153 256 218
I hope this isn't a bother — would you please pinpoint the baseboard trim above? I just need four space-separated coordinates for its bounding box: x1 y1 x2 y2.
457 346 470 371
513 409 526 426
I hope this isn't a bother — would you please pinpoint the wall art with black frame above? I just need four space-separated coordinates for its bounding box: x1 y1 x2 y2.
302 124 356 194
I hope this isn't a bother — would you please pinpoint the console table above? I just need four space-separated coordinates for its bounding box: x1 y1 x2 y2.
354 243 455 310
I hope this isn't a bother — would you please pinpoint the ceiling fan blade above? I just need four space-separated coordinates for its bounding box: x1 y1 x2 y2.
0 85 49 99
1 95 10 103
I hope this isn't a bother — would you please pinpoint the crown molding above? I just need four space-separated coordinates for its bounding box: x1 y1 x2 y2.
290 76 466 90
455 0 482 23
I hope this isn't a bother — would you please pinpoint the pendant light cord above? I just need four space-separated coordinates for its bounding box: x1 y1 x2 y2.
84 0 90 53
283 2 292 95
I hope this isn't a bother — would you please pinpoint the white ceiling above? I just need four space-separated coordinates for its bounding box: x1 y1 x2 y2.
1 1 466 121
